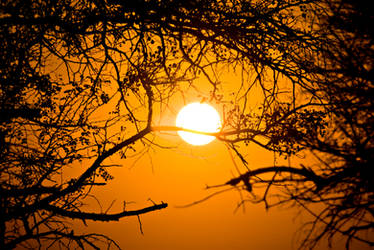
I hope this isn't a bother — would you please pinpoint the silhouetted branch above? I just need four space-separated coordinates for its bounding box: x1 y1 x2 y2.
45 203 168 222
2 0 373 249
225 166 323 188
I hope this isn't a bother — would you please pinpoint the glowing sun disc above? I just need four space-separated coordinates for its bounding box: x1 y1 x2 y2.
176 102 221 145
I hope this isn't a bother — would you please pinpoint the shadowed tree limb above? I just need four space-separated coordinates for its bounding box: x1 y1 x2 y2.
4 128 153 222
45 202 168 222
224 166 324 189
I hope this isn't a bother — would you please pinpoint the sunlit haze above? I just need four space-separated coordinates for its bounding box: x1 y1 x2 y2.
176 103 221 145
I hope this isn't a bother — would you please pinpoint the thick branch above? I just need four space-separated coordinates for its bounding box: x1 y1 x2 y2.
5 128 151 221
51 128 151 199
45 203 168 222
225 166 324 188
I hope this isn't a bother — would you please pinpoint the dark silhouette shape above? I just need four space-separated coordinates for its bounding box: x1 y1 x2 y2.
0 0 372 249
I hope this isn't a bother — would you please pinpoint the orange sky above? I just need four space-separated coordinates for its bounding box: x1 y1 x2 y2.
65 69 372 250
73 137 370 250
76 139 297 250
3 2 372 249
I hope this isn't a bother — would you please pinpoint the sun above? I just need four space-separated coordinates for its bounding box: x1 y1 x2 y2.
176 102 221 146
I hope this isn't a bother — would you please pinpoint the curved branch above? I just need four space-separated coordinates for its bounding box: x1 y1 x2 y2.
45 202 168 222
5 128 152 221
225 166 324 188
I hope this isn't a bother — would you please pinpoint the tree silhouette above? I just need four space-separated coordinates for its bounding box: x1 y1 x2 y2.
0 0 372 249
212 0 374 248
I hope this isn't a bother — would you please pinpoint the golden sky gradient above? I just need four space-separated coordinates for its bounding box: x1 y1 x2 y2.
63 71 371 250
2 1 372 248
73 136 371 250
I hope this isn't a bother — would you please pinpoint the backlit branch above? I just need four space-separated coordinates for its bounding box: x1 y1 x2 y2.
45 202 168 222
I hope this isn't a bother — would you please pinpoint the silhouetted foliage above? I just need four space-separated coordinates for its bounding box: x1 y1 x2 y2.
217 0 374 249
0 0 372 249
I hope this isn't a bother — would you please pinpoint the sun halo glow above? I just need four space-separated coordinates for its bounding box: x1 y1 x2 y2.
176 102 221 146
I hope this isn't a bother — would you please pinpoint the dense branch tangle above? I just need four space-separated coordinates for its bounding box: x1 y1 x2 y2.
0 0 174 248
1 0 373 249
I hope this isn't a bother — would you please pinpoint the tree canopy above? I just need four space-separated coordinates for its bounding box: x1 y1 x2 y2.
1 0 373 249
